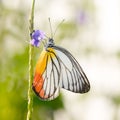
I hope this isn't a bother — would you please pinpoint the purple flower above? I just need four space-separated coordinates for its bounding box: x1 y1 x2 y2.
76 10 88 25
30 39 40 47
30 30 45 47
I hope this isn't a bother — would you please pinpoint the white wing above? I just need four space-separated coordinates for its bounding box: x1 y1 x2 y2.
54 46 90 93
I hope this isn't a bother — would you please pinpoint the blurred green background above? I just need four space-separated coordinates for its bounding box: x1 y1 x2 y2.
0 0 120 120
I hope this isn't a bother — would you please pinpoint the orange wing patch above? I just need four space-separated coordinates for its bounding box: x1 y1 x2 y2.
33 73 43 92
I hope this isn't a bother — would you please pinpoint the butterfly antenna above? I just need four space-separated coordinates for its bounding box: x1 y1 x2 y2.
53 19 65 37
48 18 53 38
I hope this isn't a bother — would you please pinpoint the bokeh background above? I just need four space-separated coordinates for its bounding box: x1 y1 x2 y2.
0 0 120 120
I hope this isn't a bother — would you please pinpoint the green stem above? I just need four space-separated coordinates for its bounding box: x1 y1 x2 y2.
27 0 35 120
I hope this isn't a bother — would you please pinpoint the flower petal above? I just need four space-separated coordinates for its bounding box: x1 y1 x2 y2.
30 39 40 47
32 30 45 40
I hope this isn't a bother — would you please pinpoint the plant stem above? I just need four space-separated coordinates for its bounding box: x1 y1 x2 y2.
27 0 35 120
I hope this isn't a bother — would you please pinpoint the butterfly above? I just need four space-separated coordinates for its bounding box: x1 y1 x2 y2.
32 33 90 101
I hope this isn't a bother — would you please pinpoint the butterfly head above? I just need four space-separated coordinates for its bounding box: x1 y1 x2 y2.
46 38 55 48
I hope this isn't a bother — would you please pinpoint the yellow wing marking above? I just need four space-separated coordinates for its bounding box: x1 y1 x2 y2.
35 48 56 74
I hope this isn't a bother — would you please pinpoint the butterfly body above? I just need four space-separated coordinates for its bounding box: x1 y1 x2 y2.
32 38 90 100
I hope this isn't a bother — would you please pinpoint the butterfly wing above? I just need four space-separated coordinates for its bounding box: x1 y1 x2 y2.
33 46 90 101
32 48 61 100
53 46 90 93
